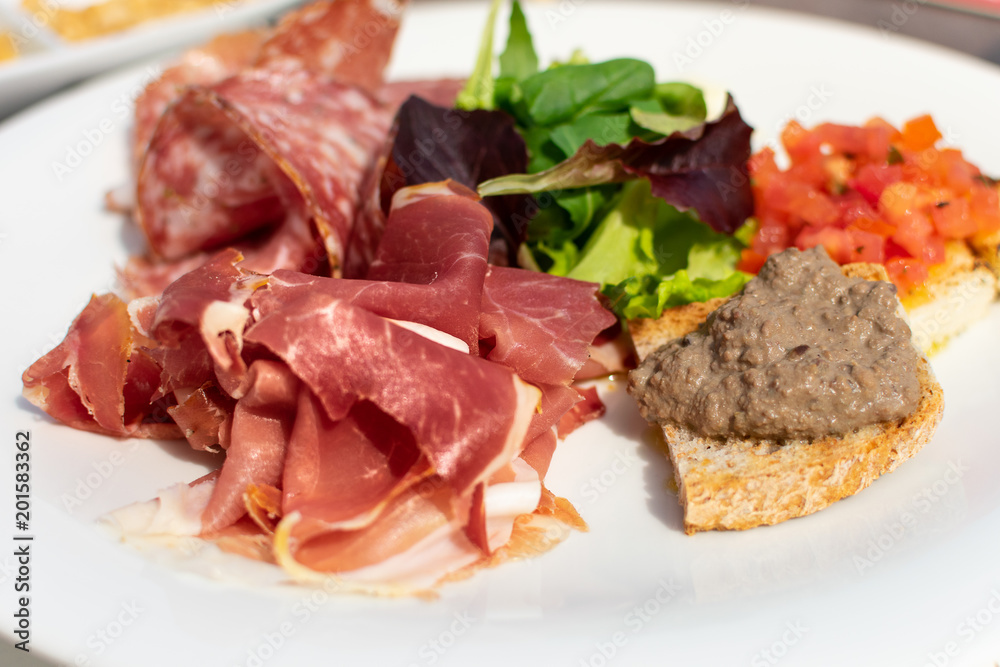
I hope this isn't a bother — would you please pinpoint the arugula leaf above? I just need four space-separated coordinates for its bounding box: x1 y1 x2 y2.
515 59 655 126
629 106 704 137
548 112 634 156
653 82 708 118
498 0 538 80
455 0 504 111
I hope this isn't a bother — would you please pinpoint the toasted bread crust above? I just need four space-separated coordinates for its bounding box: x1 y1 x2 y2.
902 241 997 355
628 263 945 534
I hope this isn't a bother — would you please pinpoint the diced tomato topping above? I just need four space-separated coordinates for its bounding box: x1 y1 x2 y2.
795 226 851 264
738 248 767 274
971 184 1000 233
885 257 929 293
744 113 1000 293
845 228 886 264
899 115 942 152
851 163 902 206
931 198 976 239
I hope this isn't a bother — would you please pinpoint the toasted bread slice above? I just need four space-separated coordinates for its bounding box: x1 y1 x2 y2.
901 241 997 356
628 263 945 534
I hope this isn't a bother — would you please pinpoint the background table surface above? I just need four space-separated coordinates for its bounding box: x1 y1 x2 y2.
2 0 998 665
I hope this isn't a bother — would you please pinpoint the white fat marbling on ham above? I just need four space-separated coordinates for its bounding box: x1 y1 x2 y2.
386 320 469 353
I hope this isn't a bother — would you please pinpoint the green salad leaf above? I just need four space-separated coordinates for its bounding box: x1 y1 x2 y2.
457 1 754 319
455 0 504 111
497 0 538 80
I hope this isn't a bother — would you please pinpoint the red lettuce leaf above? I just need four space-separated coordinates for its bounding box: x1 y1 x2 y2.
380 96 536 264
479 95 753 234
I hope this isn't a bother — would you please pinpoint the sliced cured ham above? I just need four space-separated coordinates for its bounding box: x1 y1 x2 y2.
479 266 618 386
245 292 541 499
253 181 491 351
200 360 300 534
22 294 180 440
282 393 426 537
150 248 266 398
33 46 619 590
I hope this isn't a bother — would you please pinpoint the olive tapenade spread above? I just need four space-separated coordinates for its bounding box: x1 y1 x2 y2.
628 247 922 440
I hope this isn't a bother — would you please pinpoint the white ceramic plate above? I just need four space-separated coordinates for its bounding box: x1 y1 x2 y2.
0 0 304 118
3 2 1000 665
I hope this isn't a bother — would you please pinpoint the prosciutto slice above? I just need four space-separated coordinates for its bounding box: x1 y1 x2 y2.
22 294 180 440
200 360 300 534
480 266 617 386
246 292 541 498
253 181 491 351
33 130 614 593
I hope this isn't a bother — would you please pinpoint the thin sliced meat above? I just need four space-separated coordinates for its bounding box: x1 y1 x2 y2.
167 383 235 451
134 0 404 274
277 459 541 580
150 248 266 397
283 472 461 574
22 294 181 439
524 383 584 445
519 430 558 479
201 360 299 534
479 266 617 386
574 321 635 381
256 0 406 90
254 181 491 351
138 70 392 273
557 385 606 439
132 29 268 171
282 391 426 541
245 293 541 500
119 254 213 300
120 197 325 300
136 97 292 260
